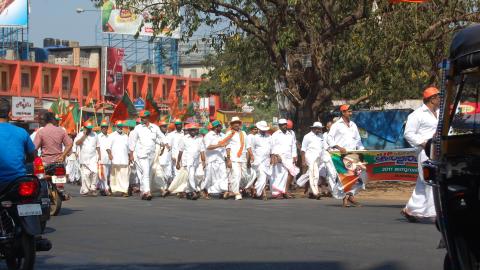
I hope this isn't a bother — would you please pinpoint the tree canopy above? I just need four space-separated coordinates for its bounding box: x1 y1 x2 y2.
106 0 480 134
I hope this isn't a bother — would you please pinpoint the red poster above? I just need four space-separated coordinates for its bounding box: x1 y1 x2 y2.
106 47 125 97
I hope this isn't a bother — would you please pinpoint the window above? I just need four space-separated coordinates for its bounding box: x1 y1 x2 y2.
1 71 7 91
43 75 50 94
21 73 30 90
62 76 70 91
190 69 197 78
133 81 138 98
450 76 480 135
162 81 167 98
148 83 153 94
83 78 89 96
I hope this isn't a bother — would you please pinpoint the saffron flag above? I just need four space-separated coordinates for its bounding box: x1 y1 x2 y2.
59 103 80 135
111 92 137 123
145 89 160 122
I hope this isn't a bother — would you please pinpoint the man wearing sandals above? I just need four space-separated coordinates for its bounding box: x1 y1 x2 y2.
271 119 299 199
401 87 440 222
203 120 228 198
328 104 365 207
129 110 164 200
250 121 273 199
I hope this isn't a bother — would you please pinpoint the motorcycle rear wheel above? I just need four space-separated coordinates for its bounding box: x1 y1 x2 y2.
5 232 36 270
49 190 62 216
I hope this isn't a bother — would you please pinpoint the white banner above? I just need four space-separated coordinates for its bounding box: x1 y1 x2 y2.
11 97 35 121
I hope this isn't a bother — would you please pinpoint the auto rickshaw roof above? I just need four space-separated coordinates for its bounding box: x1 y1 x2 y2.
450 24 480 72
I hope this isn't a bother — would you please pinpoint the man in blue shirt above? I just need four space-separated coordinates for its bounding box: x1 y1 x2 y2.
0 97 35 183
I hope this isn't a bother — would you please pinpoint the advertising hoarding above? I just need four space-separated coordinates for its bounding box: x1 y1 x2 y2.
101 0 180 38
104 47 125 98
0 0 28 27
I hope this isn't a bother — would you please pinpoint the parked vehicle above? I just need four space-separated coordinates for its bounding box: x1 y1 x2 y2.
0 175 52 270
424 24 480 270
33 157 70 218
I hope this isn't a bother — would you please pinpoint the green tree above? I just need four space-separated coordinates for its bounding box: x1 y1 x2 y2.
106 0 480 134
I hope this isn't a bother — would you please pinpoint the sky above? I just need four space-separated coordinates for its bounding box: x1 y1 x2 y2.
29 0 99 47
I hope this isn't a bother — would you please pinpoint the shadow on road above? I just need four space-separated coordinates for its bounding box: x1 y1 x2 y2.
57 208 83 216
43 227 56 234
37 261 405 270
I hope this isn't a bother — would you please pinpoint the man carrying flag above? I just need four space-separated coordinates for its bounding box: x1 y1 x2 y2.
107 121 130 197
98 120 112 196
129 110 164 200
74 121 101 196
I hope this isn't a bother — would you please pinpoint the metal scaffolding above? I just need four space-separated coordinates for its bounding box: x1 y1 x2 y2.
0 27 29 61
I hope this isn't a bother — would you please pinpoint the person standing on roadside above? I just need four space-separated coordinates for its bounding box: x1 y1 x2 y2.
401 87 440 222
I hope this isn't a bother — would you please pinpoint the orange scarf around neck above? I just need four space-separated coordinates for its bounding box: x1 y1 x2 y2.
219 129 245 158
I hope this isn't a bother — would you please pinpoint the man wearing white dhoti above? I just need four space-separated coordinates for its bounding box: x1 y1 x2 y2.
150 121 171 196
271 119 299 199
203 120 228 197
298 122 328 200
74 121 101 196
328 104 365 207
176 123 206 200
401 87 440 222
97 120 112 196
222 117 254 200
168 119 185 179
107 121 131 197
250 121 272 199
129 110 164 200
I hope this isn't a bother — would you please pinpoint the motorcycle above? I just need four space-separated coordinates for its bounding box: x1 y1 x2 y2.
0 175 52 270
33 157 70 218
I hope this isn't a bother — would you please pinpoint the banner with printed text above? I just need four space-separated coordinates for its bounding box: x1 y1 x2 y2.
330 149 418 184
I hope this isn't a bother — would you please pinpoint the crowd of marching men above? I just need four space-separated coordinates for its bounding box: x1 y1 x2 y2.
54 104 365 207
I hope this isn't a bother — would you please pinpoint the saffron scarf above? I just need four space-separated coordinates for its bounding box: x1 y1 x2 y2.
219 129 245 158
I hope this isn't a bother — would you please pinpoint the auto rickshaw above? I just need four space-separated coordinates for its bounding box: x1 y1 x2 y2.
424 24 480 270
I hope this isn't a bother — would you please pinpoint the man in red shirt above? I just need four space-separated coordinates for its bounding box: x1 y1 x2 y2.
34 112 73 165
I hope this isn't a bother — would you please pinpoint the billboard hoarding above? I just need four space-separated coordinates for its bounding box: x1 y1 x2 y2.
0 0 28 27
103 47 125 98
11 97 34 121
101 0 180 38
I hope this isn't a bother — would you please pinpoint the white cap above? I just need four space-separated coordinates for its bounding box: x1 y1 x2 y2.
256 121 270 131
230 116 242 124
278 118 287 125
311 122 323 128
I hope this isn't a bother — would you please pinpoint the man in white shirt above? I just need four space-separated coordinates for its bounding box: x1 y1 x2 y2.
223 117 254 200
329 104 364 152
107 121 130 196
176 123 206 200
203 120 228 198
250 121 272 199
298 122 328 200
74 121 101 196
97 120 111 196
168 119 185 179
129 110 164 200
401 87 440 222
151 121 170 196
271 118 299 199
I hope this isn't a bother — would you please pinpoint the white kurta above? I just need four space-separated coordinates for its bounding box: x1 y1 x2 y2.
329 118 364 151
108 131 130 194
271 130 298 196
129 123 164 194
203 131 228 194
297 131 328 196
178 134 206 193
74 132 100 194
251 133 272 197
404 104 438 218
97 133 111 191
226 130 250 195
167 130 184 178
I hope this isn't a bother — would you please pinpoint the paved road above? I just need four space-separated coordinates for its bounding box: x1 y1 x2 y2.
34 187 444 270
